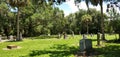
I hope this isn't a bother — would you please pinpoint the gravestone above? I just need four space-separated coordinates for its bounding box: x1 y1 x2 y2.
48 34 50 36
90 33 93 37
20 32 23 40
79 31 81 35
80 35 92 52
0 35 1 42
10 35 13 41
58 33 61 39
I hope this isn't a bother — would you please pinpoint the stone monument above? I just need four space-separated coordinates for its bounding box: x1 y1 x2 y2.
20 32 23 40
10 35 13 41
58 33 61 39
77 35 99 57
80 34 92 52
0 35 1 42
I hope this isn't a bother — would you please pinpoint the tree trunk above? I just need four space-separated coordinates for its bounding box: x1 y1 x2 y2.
85 0 90 12
87 22 89 34
100 0 105 40
119 33 120 40
4 27 9 39
63 32 67 39
16 7 21 41
72 31 74 37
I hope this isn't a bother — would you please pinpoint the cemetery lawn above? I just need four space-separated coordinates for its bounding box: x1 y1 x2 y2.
0 34 120 57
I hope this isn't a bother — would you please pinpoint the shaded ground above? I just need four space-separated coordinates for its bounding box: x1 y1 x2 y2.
107 39 120 43
21 44 79 57
21 44 120 57
96 45 120 57
1 35 120 57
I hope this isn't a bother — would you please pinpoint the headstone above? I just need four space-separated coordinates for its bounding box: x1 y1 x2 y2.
0 35 2 42
48 34 50 36
79 31 81 35
13 36 16 41
80 35 92 52
20 33 23 40
90 33 93 37
63 32 67 39
58 33 61 39
10 35 13 41
83 34 87 39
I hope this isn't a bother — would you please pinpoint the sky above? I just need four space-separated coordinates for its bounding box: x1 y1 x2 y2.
56 0 120 16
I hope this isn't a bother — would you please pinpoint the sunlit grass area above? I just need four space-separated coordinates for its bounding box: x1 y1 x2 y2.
0 34 120 57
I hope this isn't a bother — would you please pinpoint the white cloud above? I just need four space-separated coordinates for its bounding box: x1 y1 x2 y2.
62 0 120 16
79 1 87 10
65 0 78 13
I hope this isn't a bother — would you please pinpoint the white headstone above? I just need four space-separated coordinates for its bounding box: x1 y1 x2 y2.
48 34 50 36
83 34 87 39
58 33 61 38
80 35 92 52
10 35 13 41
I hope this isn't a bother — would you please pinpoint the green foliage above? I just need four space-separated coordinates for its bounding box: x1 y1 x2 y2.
0 35 81 57
81 14 92 23
0 2 16 37
7 0 29 7
113 17 120 33
0 0 120 37
81 14 92 34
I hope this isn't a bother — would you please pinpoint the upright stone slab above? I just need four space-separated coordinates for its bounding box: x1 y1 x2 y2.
80 39 92 52
20 33 22 39
79 35 92 52
0 35 1 42
10 35 13 41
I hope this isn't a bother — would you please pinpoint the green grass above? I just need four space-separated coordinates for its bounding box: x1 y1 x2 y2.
0 34 120 57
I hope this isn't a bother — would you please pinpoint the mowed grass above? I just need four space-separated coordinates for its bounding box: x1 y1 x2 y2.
0 34 120 57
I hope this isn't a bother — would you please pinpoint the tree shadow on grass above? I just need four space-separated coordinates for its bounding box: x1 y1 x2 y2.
107 39 120 43
21 44 79 57
30 35 58 39
96 45 120 57
6 40 23 42
91 39 97 41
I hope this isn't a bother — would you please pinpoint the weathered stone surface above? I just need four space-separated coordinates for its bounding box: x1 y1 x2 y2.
79 39 92 52
9 35 13 41
0 35 1 42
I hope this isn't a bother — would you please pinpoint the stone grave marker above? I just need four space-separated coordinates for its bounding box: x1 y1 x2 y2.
10 35 13 41
80 34 92 52
20 33 23 40
0 35 1 42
